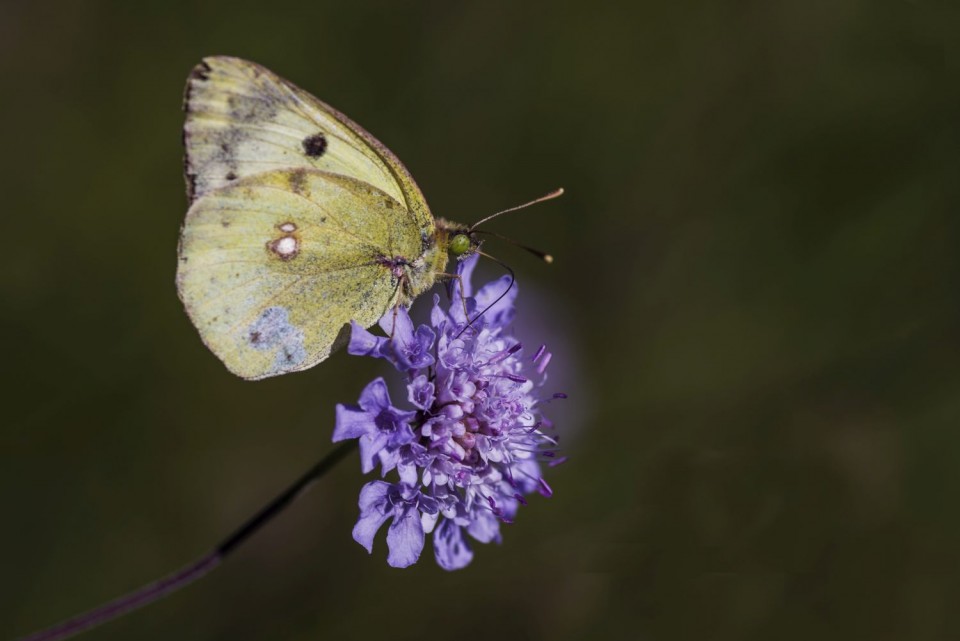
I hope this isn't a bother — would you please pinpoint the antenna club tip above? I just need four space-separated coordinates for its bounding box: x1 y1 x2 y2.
543 254 554 264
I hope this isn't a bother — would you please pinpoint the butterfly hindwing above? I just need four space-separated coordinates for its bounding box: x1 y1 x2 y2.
177 169 420 380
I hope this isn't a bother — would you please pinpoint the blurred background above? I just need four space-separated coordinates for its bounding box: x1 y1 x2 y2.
2 1 958 639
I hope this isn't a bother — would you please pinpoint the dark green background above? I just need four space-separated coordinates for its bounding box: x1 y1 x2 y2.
3 1 959 639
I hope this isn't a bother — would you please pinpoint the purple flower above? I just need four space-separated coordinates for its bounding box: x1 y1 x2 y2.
335 255 563 570
333 378 417 474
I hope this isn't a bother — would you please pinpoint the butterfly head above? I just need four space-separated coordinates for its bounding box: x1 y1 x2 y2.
436 218 482 260
449 231 477 258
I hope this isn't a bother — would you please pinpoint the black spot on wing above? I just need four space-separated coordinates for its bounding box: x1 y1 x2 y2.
302 132 327 158
190 60 212 82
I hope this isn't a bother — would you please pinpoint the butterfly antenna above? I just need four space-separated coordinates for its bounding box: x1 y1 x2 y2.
454 251 516 339
473 229 554 264
468 188 564 231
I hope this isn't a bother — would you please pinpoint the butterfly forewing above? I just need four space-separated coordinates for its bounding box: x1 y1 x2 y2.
183 56 433 233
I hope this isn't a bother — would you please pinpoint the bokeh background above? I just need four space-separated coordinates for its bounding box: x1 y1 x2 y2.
3 1 959 639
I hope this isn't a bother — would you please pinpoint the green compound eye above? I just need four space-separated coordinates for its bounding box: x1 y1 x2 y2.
449 233 471 256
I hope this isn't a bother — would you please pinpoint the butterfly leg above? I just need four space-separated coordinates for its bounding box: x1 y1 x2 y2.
388 302 400 339
435 272 470 322
385 271 409 339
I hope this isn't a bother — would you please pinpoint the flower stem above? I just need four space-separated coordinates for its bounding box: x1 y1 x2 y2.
18 441 358 641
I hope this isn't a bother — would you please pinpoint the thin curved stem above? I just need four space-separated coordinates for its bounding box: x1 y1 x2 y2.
18 441 358 641
18 556 222 641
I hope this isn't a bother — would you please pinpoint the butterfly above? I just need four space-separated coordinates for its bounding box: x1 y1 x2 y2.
178 57 560 380
176 56 478 380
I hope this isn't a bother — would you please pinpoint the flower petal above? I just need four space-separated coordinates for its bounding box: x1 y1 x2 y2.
374 307 436 371
332 404 375 442
511 458 543 494
358 480 391 511
378 447 400 476
421 509 439 534
397 458 418 486
386 509 425 568
359 432 390 473
466 509 502 544
348 320 386 358
409 325 437 369
386 419 416 448
453 253 479 299
352 481 392 553
358 377 391 412
473 275 517 327
434 518 474 571
378 304 413 340
407 374 435 410
447 255 479 325
430 294 449 330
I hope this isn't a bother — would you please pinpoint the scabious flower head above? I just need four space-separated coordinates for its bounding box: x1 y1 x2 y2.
333 255 563 570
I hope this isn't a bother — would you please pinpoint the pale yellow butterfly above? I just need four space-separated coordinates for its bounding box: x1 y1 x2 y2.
178 56 558 380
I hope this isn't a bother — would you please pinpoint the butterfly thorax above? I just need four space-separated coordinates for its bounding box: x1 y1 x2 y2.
394 219 476 304
385 225 450 305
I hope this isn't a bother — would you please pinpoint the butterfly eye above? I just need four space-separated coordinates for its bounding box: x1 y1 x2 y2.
449 233 471 256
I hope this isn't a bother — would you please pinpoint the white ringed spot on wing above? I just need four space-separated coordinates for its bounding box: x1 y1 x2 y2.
267 235 300 261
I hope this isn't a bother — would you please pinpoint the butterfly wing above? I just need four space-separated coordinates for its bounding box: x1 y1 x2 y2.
177 169 420 380
183 56 432 233
178 57 443 379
